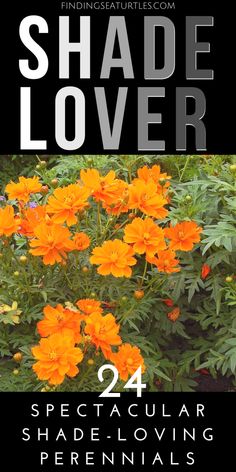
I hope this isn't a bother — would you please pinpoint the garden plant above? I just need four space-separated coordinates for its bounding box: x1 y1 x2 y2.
0 154 236 392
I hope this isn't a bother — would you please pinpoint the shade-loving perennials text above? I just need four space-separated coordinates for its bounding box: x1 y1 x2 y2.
20 401 215 468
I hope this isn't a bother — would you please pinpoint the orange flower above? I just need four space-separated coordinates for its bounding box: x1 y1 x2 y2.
90 239 137 277
201 264 211 280
167 307 180 322
110 343 145 381
73 232 90 251
0 205 20 237
134 164 171 195
5 176 42 203
32 331 83 385
147 249 180 274
29 222 74 265
103 180 130 215
165 221 202 251
84 312 121 358
80 168 117 203
46 184 89 226
162 298 174 307
76 299 103 316
19 205 51 237
136 164 171 184
37 304 82 342
124 217 166 257
128 181 168 219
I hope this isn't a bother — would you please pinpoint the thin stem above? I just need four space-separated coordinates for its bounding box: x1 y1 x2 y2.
62 265 73 289
179 156 190 182
100 216 115 241
76 365 94 390
120 303 136 323
96 202 102 241
128 163 133 183
109 218 130 238
140 259 148 288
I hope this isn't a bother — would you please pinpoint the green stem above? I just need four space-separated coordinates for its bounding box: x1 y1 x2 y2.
120 303 136 323
100 216 115 242
179 156 190 182
62 265 73 289
128 163 133 183
140 259 148 288
96 202 102 241
76 365 94 390
109 218 130 238
8 244 34 303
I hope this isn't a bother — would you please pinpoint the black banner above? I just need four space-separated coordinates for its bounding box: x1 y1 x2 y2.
1 393 233 471
0 0 234 153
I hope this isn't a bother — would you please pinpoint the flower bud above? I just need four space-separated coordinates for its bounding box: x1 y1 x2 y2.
225 276 233 283
159 178 166 186
39 160 47 169
51 178 58 188
128 213 136 220
19 255 27 264
13 352 23 362
185 195 192 202
41 185 49 195
134 290 144 300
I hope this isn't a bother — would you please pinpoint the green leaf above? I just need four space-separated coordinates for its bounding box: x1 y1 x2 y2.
41 291 47 303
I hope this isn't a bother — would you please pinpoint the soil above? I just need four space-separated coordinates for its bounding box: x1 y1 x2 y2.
195 373 234 392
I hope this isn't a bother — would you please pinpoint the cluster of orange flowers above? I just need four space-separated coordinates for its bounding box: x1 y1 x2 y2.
0 164 206 388
32 299 145 385
87 166 202 277
0 177 91 265
0 166 202 274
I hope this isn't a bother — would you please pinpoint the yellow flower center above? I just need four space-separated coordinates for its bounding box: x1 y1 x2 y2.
110 252 118 262
143 232 150 241
65 197 72 204
49 350 57 360
47 235 54 243
178 231 185 240
98 324 106 335
100 180 106 189
127 358 133 365
56 314 64 321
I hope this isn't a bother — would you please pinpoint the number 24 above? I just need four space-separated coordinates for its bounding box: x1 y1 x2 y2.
98 364 146 397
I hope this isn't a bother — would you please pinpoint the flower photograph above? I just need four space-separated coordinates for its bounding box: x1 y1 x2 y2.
0 154 236 392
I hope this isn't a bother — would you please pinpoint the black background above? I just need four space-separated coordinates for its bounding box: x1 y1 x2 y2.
0 0 234 153
0 392 234 471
